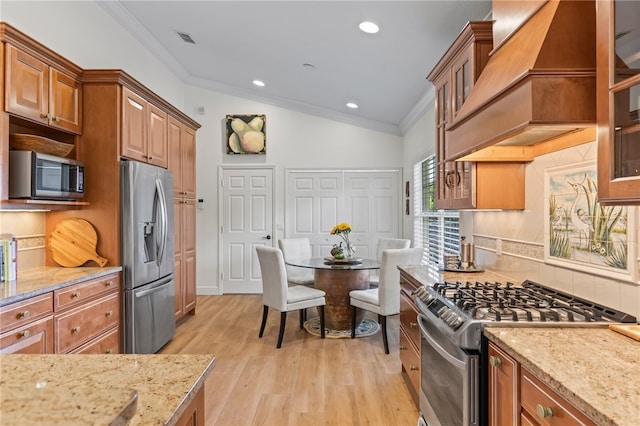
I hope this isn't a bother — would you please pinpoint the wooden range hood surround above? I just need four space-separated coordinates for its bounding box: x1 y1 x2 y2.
446 0 597 163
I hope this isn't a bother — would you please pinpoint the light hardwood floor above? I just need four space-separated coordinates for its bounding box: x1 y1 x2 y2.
160 295 420 426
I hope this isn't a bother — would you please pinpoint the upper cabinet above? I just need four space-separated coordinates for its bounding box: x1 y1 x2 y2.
597 0 640 204
122 87 168 168
427 22 525 210
4 35 82 134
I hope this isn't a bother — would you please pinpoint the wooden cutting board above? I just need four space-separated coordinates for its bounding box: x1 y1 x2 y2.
609 324 640 342
50 218 108 267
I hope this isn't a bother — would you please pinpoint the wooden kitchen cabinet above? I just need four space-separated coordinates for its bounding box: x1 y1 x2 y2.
398 269 421 406
427 21 525 210
0 293 54 354
596 0 640 204
4 43 82 134
122 86 168 168
169 115 197 321
488 342 596 426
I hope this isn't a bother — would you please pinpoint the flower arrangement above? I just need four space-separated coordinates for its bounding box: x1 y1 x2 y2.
330 222 355 258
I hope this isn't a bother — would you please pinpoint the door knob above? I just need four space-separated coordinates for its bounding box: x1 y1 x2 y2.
263 235 271 240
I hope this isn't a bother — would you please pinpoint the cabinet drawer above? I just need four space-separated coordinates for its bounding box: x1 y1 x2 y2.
54 274 119 311
0 316 54 354
0 293 54 333
400 293 420 347
71 326 120 354
521 369 596 426
399 329 420 394
54 293 119 353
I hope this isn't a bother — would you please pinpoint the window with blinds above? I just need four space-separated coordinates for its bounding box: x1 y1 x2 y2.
414 156 460 267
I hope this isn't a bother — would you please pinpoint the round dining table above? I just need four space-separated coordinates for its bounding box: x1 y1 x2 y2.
284 257 380 330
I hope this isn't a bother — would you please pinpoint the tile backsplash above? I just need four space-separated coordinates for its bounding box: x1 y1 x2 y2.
464 141 640 321
0 211 47 272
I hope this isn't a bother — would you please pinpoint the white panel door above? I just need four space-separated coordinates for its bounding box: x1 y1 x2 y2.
286 169 400 259
221 167 274 293
286 171 343 256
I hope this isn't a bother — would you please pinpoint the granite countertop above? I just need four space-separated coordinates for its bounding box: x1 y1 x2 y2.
0 354 216 425
485 327 640 426
398 264 520 287
0 266 122 307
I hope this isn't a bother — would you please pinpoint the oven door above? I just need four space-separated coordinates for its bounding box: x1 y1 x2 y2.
418 313 479 426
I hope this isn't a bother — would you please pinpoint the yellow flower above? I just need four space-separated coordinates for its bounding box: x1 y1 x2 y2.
330 222 352 235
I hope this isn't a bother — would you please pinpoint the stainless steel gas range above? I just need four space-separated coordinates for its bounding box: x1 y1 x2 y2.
413 279 637 426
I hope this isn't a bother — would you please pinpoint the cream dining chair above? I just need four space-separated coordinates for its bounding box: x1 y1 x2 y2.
349 247 423 354
278 238 315 287
256 246 326 348
369 238 411 288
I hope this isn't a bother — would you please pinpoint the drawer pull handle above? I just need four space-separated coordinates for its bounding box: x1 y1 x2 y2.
409 365 419 371
106 310 113 316
20 330 30 338
536 405 553 419
409 322 417 328
105 281 113 287
19 310 30 318
489 356 502 367
72 326 81 333
106 349 113 354
399 345 407 350
71 291 80 298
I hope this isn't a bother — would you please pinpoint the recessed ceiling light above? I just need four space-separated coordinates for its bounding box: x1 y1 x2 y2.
346 102 359 109
253 80 265 87
359 21 379 34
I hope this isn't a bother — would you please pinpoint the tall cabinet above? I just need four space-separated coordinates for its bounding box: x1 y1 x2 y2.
46 70 200 324
427 22 524 210
596 0 640 204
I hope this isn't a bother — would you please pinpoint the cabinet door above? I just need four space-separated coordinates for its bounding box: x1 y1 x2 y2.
168 116 184 197
148 103 168 168
0 316 54 354
183 198 197 314
488 343 519 426
174 197 185 320
122 86 148 162
182 126 197 198
49 68 81 134
71 326 120 354
5 45 49 126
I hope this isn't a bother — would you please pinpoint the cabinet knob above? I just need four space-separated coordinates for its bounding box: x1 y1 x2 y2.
71 291 80 298
72 326 81 333
18 310 30 318
399 345 407 350
489 355 502 367
53 116 61 122
105 281 113 287
409 322 417 328
106 349 113 354
148 156 153 160
106 310 113 316
409 365 419 371
536 404 553 419
41 113 51 119
19 330 30 338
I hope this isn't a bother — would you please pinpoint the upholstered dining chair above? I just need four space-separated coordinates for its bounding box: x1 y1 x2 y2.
369 238 411 288
256 246 326 348
349 247 423 354
278 238 315 287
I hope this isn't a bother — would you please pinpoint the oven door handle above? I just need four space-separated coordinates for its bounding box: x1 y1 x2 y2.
418 314 466 369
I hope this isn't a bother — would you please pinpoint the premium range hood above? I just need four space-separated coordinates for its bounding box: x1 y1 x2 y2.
446 0 597 162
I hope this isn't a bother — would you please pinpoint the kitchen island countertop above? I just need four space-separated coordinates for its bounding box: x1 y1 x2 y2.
485 327 640 426
0 353 216 425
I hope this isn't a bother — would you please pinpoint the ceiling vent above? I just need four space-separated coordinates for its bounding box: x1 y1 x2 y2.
176 31 196 44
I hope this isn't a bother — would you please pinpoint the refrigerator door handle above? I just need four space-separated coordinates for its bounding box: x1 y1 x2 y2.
155 178 168 266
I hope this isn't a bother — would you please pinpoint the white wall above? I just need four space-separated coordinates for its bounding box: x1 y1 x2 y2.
184 85 402 294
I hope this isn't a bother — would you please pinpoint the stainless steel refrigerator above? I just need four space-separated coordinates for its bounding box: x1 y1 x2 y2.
121 160 175 354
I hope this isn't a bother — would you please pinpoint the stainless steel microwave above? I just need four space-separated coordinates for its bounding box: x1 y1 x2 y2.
9 150 84 200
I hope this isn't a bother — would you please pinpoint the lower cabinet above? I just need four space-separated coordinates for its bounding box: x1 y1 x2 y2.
488 342 596 426
175 385 205 426
175 197 197 321
399 270 421 406
0 272 121 354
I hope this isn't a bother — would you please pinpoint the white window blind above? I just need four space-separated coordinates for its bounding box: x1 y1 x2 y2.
413 156 460 267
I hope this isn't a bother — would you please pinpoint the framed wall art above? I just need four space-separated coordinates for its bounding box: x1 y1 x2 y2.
226 114 266 154
544 160 636 281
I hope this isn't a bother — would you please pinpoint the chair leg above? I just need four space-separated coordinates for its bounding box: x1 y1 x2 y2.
381 315 389 354
319 306 326 339
351 305 357 339
277 311 287 348
299 309 305 329
259 305 269 338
